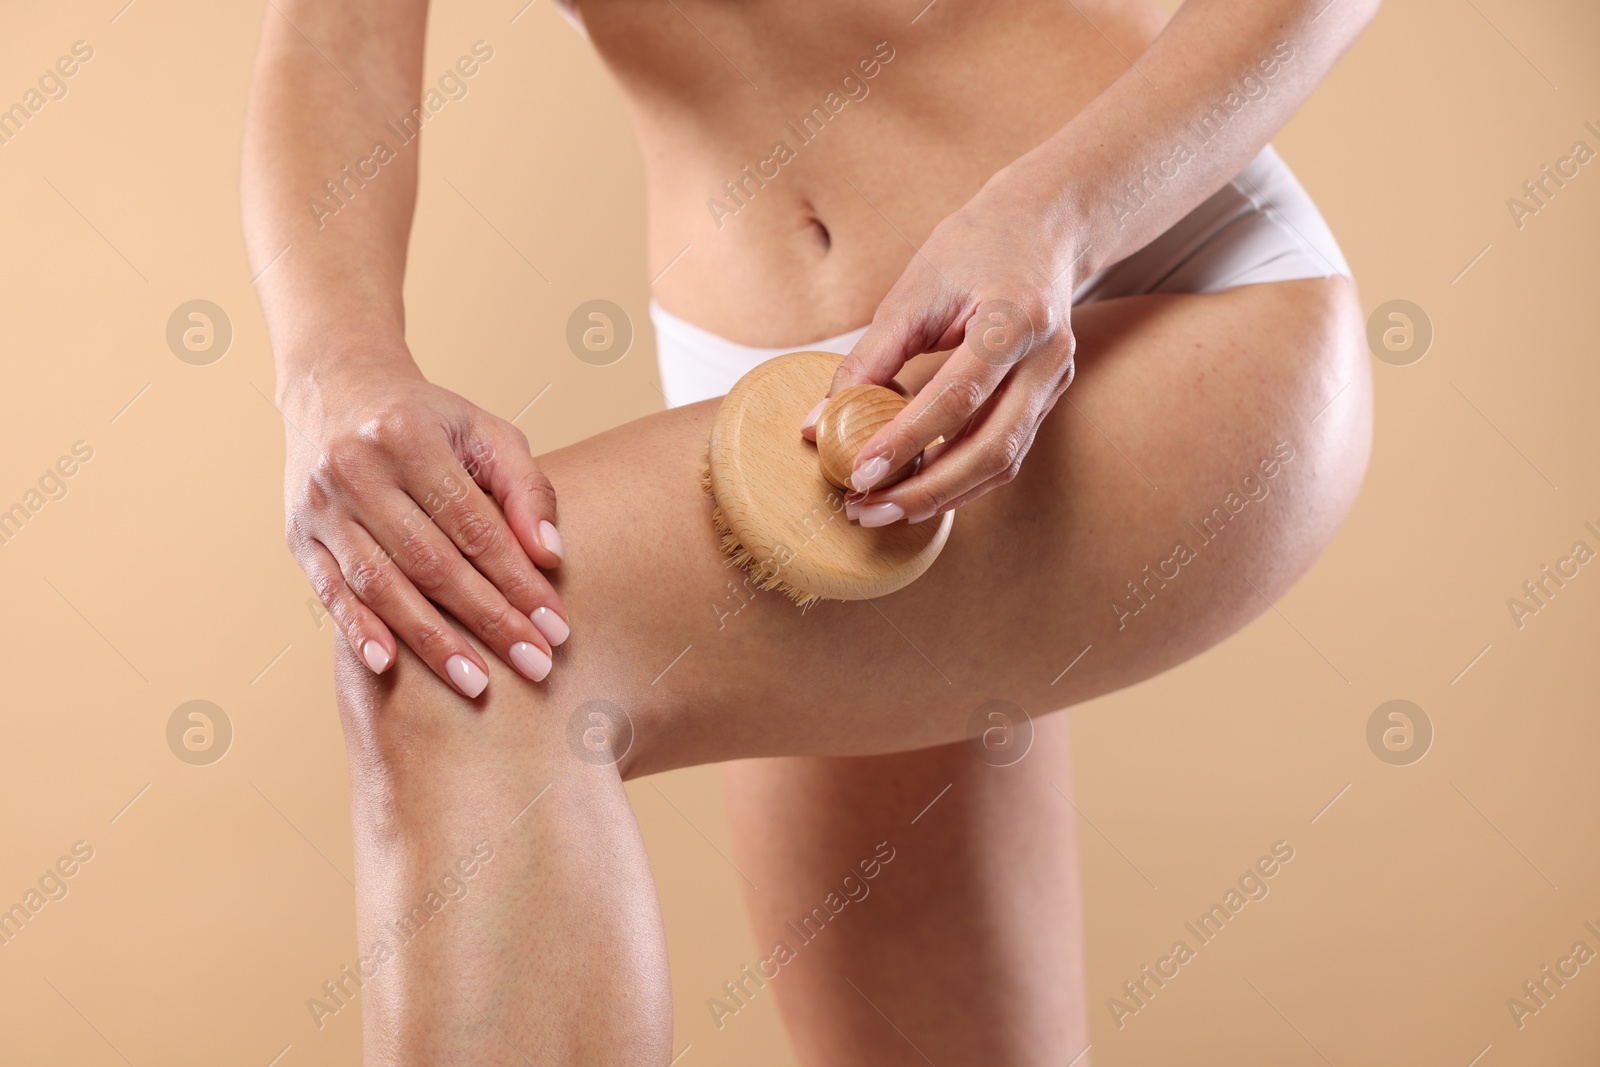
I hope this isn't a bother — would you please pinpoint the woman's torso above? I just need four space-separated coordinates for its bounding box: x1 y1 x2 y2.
576 0 1169 344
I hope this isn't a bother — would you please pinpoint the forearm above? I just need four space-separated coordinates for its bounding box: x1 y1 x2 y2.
1005 0 1379 287
241 0 429 400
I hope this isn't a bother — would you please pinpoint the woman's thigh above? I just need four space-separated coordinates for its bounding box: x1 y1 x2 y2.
336 276 1370 780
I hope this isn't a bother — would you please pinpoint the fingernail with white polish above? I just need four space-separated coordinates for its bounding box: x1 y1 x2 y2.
845 497 862 522
509 642 553 683
801 399 826 434
906 510 936 525
530 606 570 647
361 639 390 673
447 654 489 698
539 520 564 563
852 456 890 493
859 501 905 528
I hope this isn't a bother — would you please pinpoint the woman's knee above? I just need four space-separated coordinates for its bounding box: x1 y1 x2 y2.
1193 277 1371 633
1034 277 1371 688
1249 276 1372 583
1300 275 1373 492
331 624 624 816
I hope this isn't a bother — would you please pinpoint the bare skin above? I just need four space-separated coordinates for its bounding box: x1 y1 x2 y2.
719 718 1088 1065
243 0 1378 1061
334 277 1371 1064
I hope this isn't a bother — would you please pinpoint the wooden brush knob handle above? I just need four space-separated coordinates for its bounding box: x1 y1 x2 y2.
815 384 921 491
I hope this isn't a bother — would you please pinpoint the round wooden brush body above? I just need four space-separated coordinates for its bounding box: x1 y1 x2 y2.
704 351 954 606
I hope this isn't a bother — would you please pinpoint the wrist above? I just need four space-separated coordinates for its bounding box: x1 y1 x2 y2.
982 147 1096 294
275 334 422 411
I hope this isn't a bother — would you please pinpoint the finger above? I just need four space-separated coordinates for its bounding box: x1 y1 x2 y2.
373 491 559 677
297 537 396 675
374 491 559 680
799 398 827 443
909 467 1016 522
857 353 1069 524
919 425 965 468
322 520 501 697
855 395 1034 526
800 377 914 444
800 263 961 439
398 440 570 646
461 417 566 571
850 299 1064 493
847 349 1009 493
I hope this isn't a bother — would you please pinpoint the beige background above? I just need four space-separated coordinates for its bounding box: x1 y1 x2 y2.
1 0 1597 1064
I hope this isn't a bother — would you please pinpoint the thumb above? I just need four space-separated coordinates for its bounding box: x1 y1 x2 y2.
800 278 959 440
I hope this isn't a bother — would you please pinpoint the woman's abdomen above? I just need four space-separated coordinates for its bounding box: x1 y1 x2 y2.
578 0 1167 343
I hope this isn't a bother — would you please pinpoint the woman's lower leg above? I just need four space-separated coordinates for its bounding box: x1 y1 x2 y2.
720 715 1090 1066
337 649 673 1066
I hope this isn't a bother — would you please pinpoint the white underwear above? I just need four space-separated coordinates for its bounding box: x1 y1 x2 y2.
653 144 1350 408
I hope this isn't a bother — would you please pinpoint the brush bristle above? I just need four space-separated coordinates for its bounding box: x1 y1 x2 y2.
701 457 822 611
